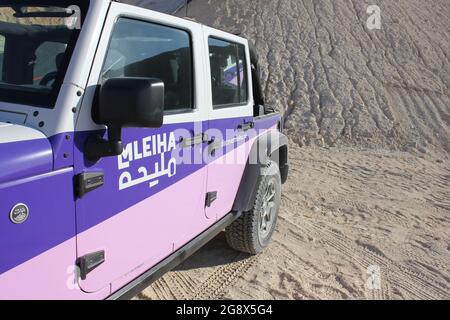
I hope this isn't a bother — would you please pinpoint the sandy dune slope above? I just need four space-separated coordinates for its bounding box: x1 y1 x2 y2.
186 0 449 152
138 145 449 300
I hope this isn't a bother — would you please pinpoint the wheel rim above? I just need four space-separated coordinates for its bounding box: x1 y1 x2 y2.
259 179 277 241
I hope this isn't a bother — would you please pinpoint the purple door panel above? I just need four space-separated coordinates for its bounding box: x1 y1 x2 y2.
78 163 213 293
74 122 208 292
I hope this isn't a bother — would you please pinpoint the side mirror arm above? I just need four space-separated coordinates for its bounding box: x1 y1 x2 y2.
84 125 124 162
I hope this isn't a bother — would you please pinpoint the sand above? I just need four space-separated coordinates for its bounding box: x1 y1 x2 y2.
138 144 449 300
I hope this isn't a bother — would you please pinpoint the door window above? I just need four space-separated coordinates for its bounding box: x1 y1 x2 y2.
208 37 248 108
100 18 194 112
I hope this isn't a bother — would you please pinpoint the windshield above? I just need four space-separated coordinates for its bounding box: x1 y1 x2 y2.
0 1 89 108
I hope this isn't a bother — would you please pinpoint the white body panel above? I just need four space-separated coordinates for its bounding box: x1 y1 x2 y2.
0 122 47 144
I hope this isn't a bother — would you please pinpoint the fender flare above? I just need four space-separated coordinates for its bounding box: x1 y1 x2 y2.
232 130 289 213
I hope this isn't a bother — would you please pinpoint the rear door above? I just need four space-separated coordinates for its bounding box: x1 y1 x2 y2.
203 27 254 220
74 3 210 293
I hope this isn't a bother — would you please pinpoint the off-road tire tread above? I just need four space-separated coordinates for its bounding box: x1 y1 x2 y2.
226 160 281 254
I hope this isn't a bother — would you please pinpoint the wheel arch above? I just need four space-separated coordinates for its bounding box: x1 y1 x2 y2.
232 130 289 213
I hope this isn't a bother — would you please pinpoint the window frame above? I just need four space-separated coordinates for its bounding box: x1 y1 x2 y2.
0 34 5 79
208 36 249 110
98 17 196 115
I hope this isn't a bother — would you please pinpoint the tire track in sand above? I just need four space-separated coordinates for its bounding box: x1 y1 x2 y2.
279 215 450 300
139 253 258 300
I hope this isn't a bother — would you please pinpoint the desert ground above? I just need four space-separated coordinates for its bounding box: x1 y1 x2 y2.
136 0 449 300
136 145 449 300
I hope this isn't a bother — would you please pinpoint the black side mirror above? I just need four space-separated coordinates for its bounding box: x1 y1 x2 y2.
85 77 165 162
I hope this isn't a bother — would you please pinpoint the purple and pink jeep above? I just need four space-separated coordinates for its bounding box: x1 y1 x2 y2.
0 0 288 299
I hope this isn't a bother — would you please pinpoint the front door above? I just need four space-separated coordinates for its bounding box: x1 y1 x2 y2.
203 29 254 220
74 4 209 293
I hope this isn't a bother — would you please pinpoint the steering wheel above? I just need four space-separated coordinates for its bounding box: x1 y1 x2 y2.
39 72 58 87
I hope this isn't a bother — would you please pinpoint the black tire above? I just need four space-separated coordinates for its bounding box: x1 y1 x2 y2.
225 160 282 254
